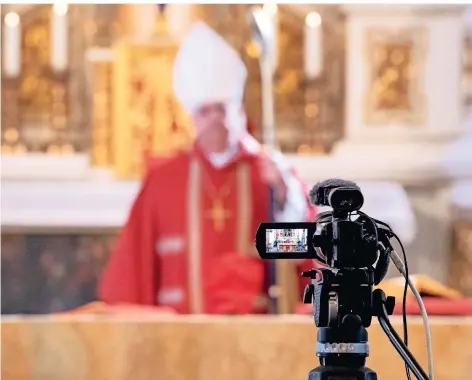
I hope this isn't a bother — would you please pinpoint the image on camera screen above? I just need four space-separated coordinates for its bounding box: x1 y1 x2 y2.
265 228 308 253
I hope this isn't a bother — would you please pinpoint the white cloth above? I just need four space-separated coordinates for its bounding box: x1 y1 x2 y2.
173 22 248 114
225 102 248 149
269 150 308 223
208 133 308 222
208 144 239 168
240 134 308 222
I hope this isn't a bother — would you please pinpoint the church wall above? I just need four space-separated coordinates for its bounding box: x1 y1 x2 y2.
1 232 116 314
403 185 453 285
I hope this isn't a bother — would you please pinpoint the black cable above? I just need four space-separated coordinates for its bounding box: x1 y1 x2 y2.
365 213 411 380
358 213 427 379
377 308 430 380
391 231 412 380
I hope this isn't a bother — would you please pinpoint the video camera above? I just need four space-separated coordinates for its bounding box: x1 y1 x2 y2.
255 179 431 380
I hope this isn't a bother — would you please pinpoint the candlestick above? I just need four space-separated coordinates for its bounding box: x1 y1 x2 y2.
49 71 69 154
262 3 278 72
3 12 21 77
304 12 323 80
2 77 21 151
51 3 69 72
154 3 169 36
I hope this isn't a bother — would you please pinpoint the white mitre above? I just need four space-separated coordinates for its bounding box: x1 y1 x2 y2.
172 21 248 113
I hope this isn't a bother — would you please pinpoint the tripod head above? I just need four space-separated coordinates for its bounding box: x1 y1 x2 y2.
255 179 430 380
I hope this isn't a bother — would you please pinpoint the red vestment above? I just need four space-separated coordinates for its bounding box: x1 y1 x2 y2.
99 142 315 314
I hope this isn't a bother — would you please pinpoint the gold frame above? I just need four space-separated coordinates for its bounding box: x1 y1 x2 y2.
363 28 428 127
112 40 188 179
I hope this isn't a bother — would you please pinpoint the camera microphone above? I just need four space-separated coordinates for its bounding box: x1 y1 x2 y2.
310 179 364 213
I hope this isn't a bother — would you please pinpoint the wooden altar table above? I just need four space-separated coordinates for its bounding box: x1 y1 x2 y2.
2 315 471 380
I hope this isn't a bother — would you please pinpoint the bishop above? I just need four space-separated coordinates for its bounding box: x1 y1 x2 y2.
99 22 316 314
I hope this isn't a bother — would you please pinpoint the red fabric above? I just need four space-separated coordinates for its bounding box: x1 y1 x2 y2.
295 298 472 316
205 253 264 314
99 173 158 305
246 120 256 136
146 154 181 174
298 173 316 222
99 138 314 314
295 302 312 315
393 298 472 316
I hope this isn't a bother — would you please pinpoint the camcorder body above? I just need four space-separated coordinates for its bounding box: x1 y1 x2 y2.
255 179 393 329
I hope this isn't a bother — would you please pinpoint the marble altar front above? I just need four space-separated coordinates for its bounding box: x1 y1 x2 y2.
2 315 471 380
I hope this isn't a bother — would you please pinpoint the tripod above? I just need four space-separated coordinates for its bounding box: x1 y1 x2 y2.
307 290 430 380
308 316 377 380
255 179 433 380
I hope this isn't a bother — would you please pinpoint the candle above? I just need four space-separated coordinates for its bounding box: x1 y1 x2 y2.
304 12 323 79
51 2 68 72
262 3 278 72
3 12 21 77
166 4 192 39
134 4 157 40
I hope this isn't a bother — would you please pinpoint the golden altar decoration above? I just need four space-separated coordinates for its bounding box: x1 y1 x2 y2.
1 5 56 155
2 315 472 380
90 11 193 179
1 4 108 155
364 28 427 127
89 49 114 167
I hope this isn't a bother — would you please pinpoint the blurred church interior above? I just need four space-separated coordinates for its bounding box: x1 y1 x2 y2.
2 4 472 380
1 3 472 314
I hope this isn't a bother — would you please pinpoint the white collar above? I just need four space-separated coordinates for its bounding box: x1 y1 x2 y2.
208 144 239 168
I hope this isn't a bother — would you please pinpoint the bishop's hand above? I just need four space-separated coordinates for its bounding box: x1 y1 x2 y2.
258 157 287 210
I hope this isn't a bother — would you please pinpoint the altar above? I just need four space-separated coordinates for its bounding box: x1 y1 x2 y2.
2 315 471 380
